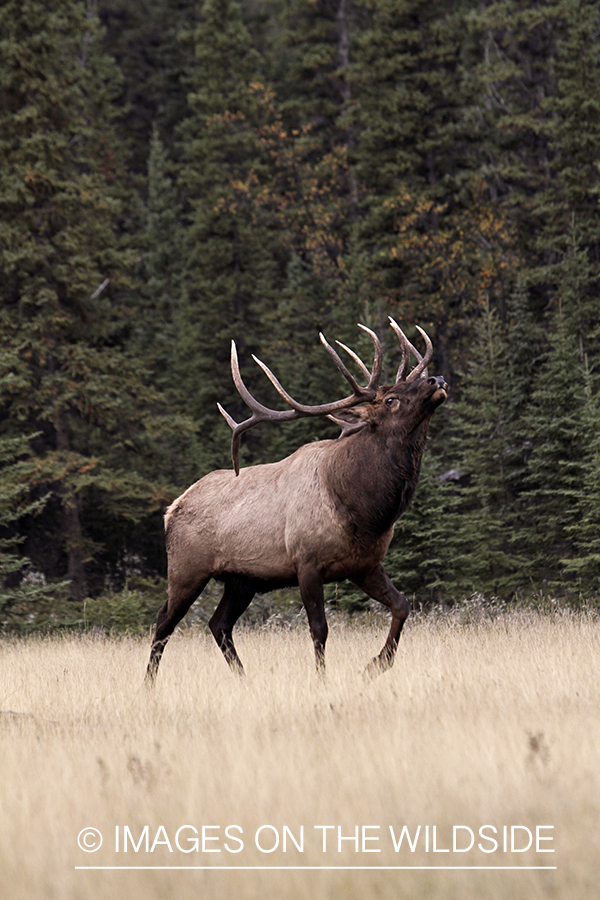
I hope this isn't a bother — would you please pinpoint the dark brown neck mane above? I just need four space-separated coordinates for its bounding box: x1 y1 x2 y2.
325 418 430 536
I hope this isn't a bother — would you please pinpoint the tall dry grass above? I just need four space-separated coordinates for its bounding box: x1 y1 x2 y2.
0 608 598 899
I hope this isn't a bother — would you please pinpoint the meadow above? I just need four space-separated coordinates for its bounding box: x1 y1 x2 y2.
0 605 598 899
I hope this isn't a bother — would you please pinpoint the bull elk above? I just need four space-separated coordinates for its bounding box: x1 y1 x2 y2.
146 318 448 681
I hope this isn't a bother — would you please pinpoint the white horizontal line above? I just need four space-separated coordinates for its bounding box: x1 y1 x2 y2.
75 865 557 871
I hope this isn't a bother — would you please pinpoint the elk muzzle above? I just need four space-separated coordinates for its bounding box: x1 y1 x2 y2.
428 375 449 404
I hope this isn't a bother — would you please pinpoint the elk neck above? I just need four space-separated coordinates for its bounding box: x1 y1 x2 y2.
324 417 430 538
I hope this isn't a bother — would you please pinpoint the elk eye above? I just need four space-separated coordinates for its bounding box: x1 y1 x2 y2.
385 397 399 409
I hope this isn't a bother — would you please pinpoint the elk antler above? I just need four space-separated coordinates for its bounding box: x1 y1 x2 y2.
388 316 433 382
218 325 382 475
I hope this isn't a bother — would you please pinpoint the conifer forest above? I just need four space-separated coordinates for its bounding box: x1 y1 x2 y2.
1 0 599 629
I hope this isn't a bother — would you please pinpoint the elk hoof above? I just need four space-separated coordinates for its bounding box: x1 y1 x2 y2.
363 655 393 680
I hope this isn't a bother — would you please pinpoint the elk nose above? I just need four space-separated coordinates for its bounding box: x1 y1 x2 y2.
428 375 448 391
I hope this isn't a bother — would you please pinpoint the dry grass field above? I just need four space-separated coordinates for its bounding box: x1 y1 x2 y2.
0 606 598 900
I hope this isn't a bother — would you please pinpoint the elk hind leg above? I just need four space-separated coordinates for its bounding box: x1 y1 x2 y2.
209 575 255 674
146 576 209 683
351 565 409 678
298 566 328 673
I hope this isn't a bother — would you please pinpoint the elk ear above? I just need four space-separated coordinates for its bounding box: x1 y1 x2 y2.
327 408 370 438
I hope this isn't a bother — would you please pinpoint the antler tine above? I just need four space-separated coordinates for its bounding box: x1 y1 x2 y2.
326 413 369 437
405 325 433 381
218 341 301 475
388 317 433 382
216 401 238 432
388 316 411 382
357 323 383 389
334 340 371 380
318 333 364 396
320 325 382 392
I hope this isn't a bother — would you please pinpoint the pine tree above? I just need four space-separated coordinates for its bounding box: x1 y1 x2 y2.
468 0 600 342
99 0 199 170
497 280 543 569
562 358 600 595
0 432 53 622
524 303 589 590
135 126 182 387
540 0 600 296
0 1 175 597
267 0 364 339
557 218 599 363
438 300 525 598
278 0 358 148
469 0 559 255
385 453 463 605
346 0 517 378
174 0 291 471
520 222 598 592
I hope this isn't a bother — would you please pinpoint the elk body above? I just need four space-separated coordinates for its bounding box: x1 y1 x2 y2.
146 318 447 681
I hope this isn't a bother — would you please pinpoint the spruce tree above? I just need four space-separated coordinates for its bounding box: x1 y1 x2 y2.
268 0 364 337
174 0 290 471
468 0 600 342
521 223 598 592
524 303 589 591
135 126 182 388
99 0 199 170
385 453 463 605
541 0 600 294
562 358 600 596
0 1 175 597
445 301 523 597
499 280 544 571
347 0 517 377
0 432 56 624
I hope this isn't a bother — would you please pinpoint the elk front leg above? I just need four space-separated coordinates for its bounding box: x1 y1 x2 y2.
298 566 328 673
351 565 409 678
